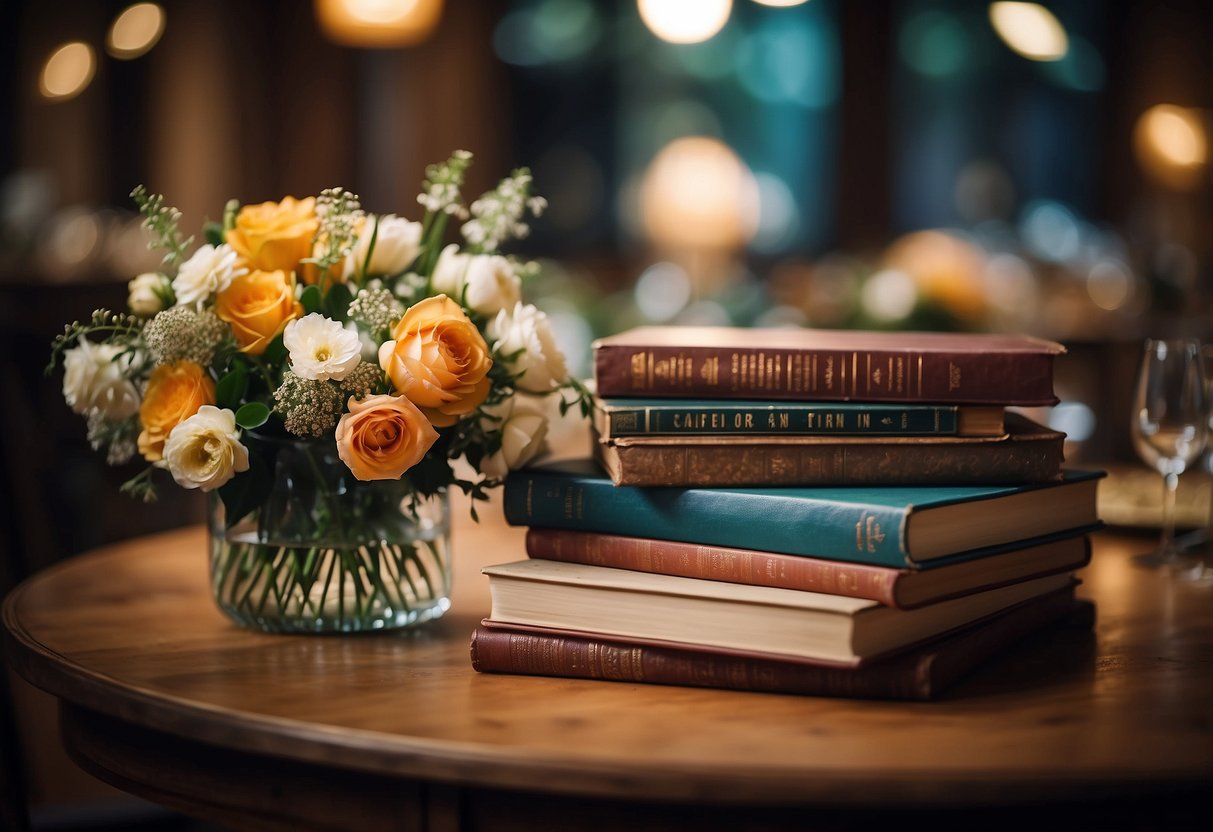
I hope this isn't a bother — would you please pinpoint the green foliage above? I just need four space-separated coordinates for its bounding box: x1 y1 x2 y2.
300 285 323 315
130 186 194 268
324 283 353 321
235 402 271 429
46 309 145 375
203 221 225 247
218 445 273 529
215 361 249 410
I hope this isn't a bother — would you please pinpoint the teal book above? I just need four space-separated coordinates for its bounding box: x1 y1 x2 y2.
593 397 1005 438
502 462 1104 569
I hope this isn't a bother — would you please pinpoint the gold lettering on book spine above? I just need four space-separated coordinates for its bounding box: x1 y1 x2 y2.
949 361 961 391
854 512 886 552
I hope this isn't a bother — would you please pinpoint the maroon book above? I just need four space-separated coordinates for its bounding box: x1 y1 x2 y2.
593 326 1064 405
470 591 1091 701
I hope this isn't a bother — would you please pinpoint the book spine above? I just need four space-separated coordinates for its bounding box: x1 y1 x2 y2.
502 470 911 567
596 435 1062 488
594 345 1058 405
604 403 962 437
469 627 933 699
525 528 901 605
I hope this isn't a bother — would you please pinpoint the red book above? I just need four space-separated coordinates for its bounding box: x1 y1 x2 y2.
470 591 1091 701
593 326 1064 405
525 528 1093 609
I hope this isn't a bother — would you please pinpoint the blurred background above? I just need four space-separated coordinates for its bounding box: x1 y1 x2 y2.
1 0 1212 826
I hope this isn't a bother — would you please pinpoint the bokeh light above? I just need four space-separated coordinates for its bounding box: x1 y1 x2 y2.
107 3 166 60
638 0 731 45
861 270 918 323
1020 200 1081 264
314 0 444 48
494 0 600 66
988 2 1068 61
735 13 838 108
39 42 96 101
882 230 989 322
1133 104 1209 190
634 261 692 322
899 10 969 78
640 136 759 251
1086 260 1135 312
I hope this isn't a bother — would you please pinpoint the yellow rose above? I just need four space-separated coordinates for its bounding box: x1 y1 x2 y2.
138 361 216 462
378 294 493 427
335 394 439 481
226 196 319 275
214 269 303 355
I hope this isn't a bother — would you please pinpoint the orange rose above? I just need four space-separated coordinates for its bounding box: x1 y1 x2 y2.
138 361 216 462
214 269 303 355
335 394 439 481
378 294 493 427
226 196 319 275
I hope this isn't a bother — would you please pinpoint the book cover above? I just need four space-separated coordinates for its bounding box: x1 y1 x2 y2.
525 527 1094 609
480 559 1076 664
593 396 1005 439
592 326 1064 405
594 412 1064 487
470 591 1091 700
502 460 1102 567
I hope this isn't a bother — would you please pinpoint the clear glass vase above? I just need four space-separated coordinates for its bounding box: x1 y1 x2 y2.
207 435 452 633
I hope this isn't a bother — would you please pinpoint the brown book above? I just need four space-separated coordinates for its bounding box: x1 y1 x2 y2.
470 591 1092 700
525 528 1093 609
594 412 1065 487
593 326 1064 405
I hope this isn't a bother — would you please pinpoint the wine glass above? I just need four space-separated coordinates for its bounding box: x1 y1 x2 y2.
1130 338 1208 568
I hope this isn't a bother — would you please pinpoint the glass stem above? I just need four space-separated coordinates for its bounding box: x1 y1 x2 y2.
1161 471 1180 557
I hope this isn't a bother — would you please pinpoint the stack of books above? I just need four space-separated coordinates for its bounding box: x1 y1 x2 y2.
473 326 1103 700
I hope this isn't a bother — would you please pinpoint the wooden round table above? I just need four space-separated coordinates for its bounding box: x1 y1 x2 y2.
4 499 1212 831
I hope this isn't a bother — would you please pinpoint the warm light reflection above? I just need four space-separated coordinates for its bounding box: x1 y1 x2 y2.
988 2 1068 61
314 0 443 48
753 0 809 6
640 136 758 251
107 3 166 59
39 42 96 101
1133 104 1209 191
882 230 988 322
638 0 731 45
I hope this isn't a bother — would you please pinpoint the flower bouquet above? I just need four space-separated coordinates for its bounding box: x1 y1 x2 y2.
49 151 588 633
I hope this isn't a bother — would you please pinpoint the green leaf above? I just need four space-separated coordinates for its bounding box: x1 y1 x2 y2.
235 401 271 429
324 283 353 322
218 448 273 529
262 334 287 366
203 221 225 247
300 285 323 315
215 362 249 410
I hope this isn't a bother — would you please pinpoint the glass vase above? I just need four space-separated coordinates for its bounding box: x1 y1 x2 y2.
207 435 452 633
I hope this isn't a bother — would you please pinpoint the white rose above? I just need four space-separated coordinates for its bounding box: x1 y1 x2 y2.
345 214 422 279
283 313 363 381
479 394 550 479
172 243 247 308
430 246 521 316
61 339 140 419
488 302 569 393
128 272 169 316
163 406 249 492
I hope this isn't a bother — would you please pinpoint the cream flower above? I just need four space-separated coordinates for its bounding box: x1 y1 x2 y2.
283 313 362 381
172 243 248 308
345 214 422 279
127 272 170 316
163 405 249 491
61 340 140 419
429 245 521 317
479 394 550 480
488 302 569 393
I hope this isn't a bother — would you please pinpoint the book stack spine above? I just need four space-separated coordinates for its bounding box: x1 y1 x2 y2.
476 327 1097 700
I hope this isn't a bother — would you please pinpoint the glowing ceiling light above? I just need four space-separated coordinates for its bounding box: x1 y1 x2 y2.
638 0 731 45
314 0 444 48
640 136 758 251
39 42 96 101
988 2 1068 61
1133 104 1209 190
107 3 166 59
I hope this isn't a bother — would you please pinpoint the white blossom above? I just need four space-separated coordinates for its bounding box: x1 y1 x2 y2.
488 302 569 393
283 313 363 382
61 339 140 419
479 394 550 480
430 245 521 317
127 272 170 316
344 214 422 279
172 243 247 308
163 406 249 491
